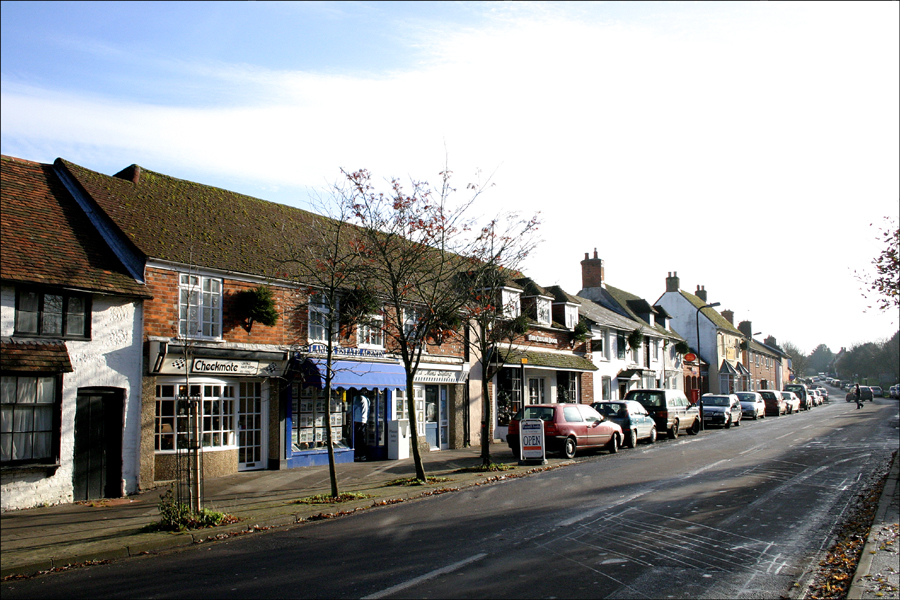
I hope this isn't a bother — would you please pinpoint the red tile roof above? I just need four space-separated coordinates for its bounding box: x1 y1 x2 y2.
0 339 74 373
1 156 148 298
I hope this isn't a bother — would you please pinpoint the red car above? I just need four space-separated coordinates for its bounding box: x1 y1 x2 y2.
507 403 623 459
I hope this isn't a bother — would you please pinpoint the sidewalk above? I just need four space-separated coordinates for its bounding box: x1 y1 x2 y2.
1 445 533 579
849 450 900 599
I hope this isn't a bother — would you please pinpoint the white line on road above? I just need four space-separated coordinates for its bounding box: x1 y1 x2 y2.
362 553 487 599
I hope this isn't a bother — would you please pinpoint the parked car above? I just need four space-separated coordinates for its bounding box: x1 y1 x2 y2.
507 403 623 459
815 386 829 401
785 383 813 410
781 391 801 414
846 386 874 402
890 385 900 399
759 390 786 416
809 389 822 406
736 392 766 420
623 389 700 439
591 401 657 447
871 386 883 397
701 394 742 428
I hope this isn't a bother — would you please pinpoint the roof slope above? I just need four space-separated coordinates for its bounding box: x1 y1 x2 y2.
676 289 744 335
603 284 680 340
1 156 148 297
56 158 324 278
546 285 645 333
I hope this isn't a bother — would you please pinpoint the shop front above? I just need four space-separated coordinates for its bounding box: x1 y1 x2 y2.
147 341 289 480
291 354 407 467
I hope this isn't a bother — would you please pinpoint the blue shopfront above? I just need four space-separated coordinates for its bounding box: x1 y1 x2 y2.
287 355 407 468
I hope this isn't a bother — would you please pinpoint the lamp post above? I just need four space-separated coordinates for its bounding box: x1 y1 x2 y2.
696 301 720 431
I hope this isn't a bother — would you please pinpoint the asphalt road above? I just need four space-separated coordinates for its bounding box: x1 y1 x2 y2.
3 395 898 599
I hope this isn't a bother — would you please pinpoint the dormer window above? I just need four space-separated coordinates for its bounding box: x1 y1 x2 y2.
564 305 578 330
536 297 551 325
501 288 521 320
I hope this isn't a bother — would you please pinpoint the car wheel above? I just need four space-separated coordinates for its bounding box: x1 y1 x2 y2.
688 419 700 435
668 420 680 439
607 433 619 454
563 437 576 459
735 415 741 427
648 427 657 444
626 429 637 449
511 446 520 459
725 415 732 429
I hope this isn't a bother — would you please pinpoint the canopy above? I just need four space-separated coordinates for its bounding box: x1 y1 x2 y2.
299 358 407 390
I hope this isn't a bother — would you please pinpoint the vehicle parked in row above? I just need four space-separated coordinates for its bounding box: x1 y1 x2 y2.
701 394 742 428
785 383 813 410
890 385 900 399
759 390 786 416
736 392 766 420
591 401 657 447
507 403 623 459
871 386 883 397
623 389 700 439
845 386 874 402
815 386 829 401
809 389 822 406
781 391 801 414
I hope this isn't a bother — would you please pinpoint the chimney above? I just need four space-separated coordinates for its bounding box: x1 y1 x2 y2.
738 320 752 337
764 335 778 348
581 248 605 290
666 271 680 293
696 285 707 303
721 309 734 324
113 164 141 184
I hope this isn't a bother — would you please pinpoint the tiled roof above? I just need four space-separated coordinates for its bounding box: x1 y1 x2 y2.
1 156 148 298
677 289 744 336
603 284 681 340
748 338 780 358
500 349 598 371
55 158 325 279
546 286 644 333
513 277 551 298
0 338 74 373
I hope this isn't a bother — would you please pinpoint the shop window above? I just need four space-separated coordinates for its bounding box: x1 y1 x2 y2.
179 274 222 339
557 372 578 402
291 385 346 451
496 368 522 426
155 383 235 451
15 288 90 339
395 386 426 437
0 375 59 464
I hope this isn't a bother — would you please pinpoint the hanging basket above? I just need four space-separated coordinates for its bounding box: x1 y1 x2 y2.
627 328 644 350
235 285 279 331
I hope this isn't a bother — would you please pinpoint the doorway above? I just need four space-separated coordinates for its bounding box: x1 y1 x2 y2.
74 388 123 501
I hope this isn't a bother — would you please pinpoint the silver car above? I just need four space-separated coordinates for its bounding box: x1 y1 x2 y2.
736 392 765 420
701 394 742 428
781 391 801 414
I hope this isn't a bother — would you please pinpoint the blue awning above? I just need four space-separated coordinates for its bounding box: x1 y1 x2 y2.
299 358 407 391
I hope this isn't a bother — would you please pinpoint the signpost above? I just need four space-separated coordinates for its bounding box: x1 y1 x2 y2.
519 419 547 466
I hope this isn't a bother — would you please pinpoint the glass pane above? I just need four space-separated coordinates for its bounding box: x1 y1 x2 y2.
43 294 63 334
0 433 11 462
1 406 12 433
36 377 55 404
33 406 53 431
16 291 39 333
66 313 85 336
32 432 51 459
17 378 36 404
14 407 34 431
13 432 32 460
1 376 15 403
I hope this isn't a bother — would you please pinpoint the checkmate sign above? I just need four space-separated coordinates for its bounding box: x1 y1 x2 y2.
520 419 545 460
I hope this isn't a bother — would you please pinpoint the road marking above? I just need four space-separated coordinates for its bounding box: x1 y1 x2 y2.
362 553 487 599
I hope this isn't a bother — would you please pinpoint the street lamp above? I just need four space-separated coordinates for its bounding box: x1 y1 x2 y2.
696 301 720 431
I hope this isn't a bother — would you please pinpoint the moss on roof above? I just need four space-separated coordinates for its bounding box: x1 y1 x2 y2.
677 289 744 336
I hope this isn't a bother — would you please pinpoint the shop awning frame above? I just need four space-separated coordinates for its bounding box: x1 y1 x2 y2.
300 358 408 390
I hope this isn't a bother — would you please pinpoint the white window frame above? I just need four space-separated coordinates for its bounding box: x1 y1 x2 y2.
308 294 338 343
179 274 222 339
536 297 551 325
564 305 578 330
357 311 384 349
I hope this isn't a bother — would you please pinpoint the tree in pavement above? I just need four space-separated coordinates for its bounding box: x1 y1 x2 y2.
275 193 379 499
855 217 899 313
339 166 488 482
455 215 541 468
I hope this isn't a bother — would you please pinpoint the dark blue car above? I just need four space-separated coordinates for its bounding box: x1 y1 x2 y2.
591 400 657 447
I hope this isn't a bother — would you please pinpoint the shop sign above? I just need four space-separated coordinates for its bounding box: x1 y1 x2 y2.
192 358 258 375
519 419 547 465
526 334 556 345
301 344 386 359
414 369 466 384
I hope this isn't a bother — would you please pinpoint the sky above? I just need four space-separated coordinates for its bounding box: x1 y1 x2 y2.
2 1 898 356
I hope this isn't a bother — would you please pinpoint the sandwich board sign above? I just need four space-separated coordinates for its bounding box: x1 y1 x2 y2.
519 419 548 465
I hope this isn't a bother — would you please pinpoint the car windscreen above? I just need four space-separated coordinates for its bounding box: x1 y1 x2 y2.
736 393 756 401
628 391 664 407
521 406 555 421
759 392 777 400
593 403 625 417
703 396 730 406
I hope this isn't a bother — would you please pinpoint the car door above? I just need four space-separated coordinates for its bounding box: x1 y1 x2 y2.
562 405 589 447
577 404 607 447
628 401 652 438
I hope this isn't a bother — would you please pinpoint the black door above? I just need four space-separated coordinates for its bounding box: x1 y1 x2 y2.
73 389 123 501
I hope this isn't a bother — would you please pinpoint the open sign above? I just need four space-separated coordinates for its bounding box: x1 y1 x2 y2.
519 419 547 465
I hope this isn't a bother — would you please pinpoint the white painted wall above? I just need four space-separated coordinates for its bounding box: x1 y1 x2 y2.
1 287 144 511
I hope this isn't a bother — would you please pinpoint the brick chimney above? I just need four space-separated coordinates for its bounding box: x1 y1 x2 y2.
696 285 707 303
721 309 734 325
666 271 680 293
581 249 605 289
764 335 778 348
738 320 752 337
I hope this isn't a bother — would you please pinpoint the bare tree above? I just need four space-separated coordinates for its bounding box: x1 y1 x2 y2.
275 191 377 498
338 166 488 481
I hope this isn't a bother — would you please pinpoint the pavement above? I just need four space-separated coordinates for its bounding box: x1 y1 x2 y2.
848 448 900 600
2 435 898 599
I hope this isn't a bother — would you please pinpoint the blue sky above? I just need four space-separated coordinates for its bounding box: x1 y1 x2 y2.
2 1 898 354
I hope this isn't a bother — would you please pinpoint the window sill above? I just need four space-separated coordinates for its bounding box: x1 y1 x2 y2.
1 462 61 475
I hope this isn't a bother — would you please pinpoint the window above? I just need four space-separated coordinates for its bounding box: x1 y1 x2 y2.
652 339 660 361
308 294 337 343
1 375 58 464
501 289 521 319
591 330 609 360
403 308 423 341
15 288 90 339
557 372 578 402
357 312 384 348
564 306 578 330
536 298 551 325
602 376 612 400
155 382 236 451
617 332 626 360
179 275 222 339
